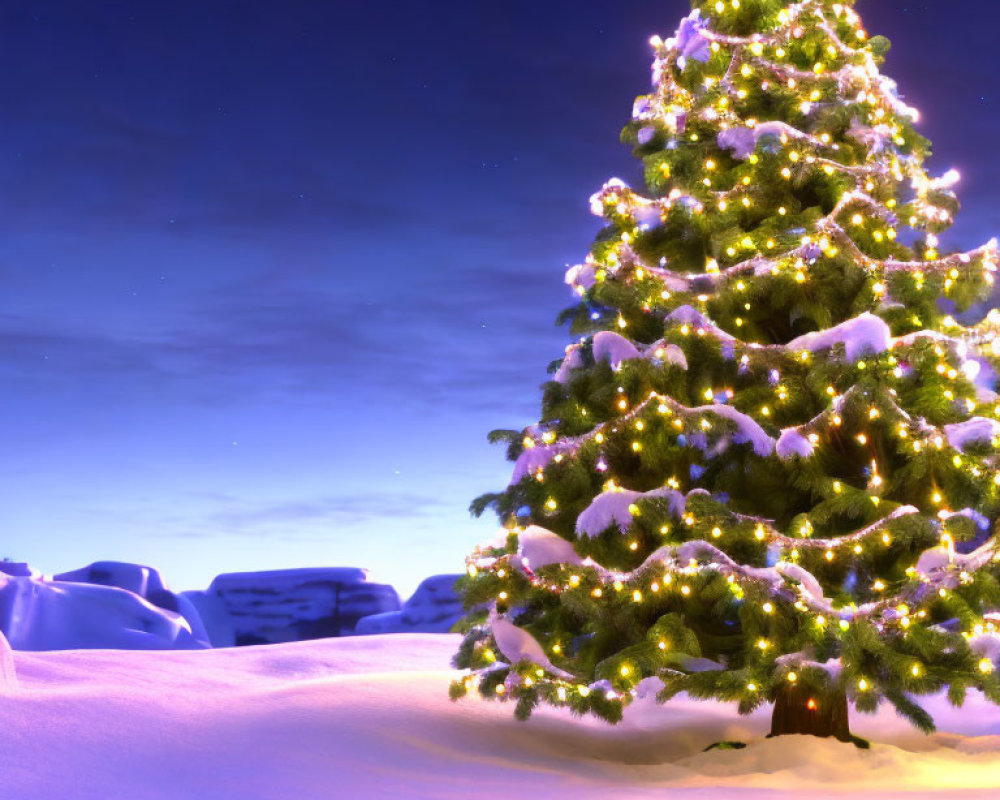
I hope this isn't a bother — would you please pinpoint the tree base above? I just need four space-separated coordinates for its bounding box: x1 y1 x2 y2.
769 684 864 746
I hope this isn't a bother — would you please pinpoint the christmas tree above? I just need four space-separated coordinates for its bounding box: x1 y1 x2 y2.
452 0 1000 744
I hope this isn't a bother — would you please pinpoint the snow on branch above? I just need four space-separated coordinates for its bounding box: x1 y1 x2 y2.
670 9 711 69
510 440 579 485
717 121 824 160
518 305 992 486
776 428 815 459
552 345 584 384
515 525 586 571
593 332 642 369
666 305 737 345
704 403 775 456
576 487 686 539
552 329 688 386
786 312 891 361
588 179 703 225
881 238 999 275
944 418 1000 453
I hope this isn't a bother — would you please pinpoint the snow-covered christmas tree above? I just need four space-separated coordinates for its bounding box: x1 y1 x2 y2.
453 0 1000 744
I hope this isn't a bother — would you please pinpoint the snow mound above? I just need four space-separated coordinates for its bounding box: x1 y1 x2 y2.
0 573 205 651
0 629 15 691
355 574 463 635
4 635 1000 798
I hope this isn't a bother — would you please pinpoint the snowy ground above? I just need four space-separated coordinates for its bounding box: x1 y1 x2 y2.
3 635 1000 799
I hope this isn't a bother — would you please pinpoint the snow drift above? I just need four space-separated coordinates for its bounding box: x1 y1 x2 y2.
2 635 1000 799
0 629 15 690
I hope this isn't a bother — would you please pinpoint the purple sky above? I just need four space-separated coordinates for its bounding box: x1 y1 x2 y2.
2 1 999 596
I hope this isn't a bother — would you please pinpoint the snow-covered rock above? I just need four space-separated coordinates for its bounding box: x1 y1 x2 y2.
0 629 15 691
53 560 210 645
188 568 401 646
54 561 168 598
355 574 463 635
0 573 206 651
0 561 41 578
181 590 236 647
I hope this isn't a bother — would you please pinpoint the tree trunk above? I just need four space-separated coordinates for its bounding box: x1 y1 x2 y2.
769 683 853 743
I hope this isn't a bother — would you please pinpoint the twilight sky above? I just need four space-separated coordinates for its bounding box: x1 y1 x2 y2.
2 1 998 596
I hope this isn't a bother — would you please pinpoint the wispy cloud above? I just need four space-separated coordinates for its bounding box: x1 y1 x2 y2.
212 491 448 528
0 253 568 417
138 491 452 540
